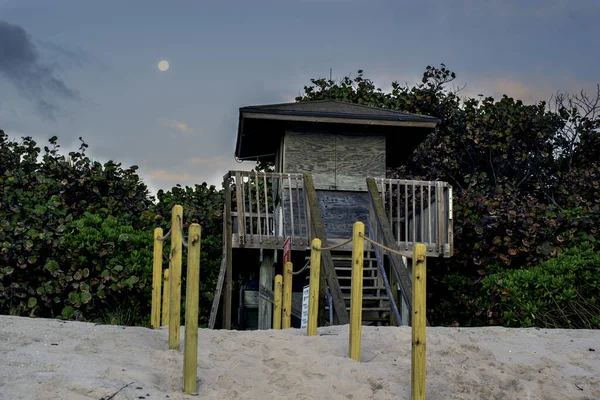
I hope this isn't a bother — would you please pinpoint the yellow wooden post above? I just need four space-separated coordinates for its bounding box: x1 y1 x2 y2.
169 205 183 350
411 243 427 400
183 224 201 394
349 222 364 361
161 268 170 327
273 274 283 330
151 228 163 329
282 262 293 329
307 238 321 336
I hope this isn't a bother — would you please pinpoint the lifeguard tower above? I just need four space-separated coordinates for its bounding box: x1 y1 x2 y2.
209 100 453 330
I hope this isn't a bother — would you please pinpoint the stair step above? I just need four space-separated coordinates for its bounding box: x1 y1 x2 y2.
339 285 386 290
338 275 379 281
334 267 378 271
344 307 391 311
343 295 389 301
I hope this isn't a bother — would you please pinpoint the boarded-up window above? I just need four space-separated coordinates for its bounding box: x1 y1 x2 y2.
283 131 385 191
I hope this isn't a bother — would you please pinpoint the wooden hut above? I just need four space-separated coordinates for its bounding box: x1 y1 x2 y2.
209 100 453 330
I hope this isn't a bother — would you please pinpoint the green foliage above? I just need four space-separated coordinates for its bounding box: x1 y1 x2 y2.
481 241 600 329
0 132 154 321
297 65 600 327
151 183 224 327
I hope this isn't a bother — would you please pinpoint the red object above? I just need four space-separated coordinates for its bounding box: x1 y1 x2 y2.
283 236 291 264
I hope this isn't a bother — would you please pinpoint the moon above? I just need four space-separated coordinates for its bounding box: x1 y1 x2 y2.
158 60 169 72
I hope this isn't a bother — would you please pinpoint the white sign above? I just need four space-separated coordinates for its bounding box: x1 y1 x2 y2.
300 285 310 329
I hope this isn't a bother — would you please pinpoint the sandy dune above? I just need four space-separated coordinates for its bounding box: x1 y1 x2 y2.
0 316 598 399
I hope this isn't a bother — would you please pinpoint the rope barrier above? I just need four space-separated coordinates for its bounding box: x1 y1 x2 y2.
157 229 172 242
177 215 189 248
290 260 310 275
312 237 353 251
359 232 408 257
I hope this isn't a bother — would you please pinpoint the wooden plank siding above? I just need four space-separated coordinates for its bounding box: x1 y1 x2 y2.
284 132 336 190
316 190 371 240
283 130 386 192
335 134 385 191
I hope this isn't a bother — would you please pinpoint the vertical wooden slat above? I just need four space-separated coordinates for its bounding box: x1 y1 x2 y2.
448 186 454 256
223 181 233 329
428 183 432 249
303 182 309 243
288 174 295 245
278 175 285 241
439 183 446 254
404 184 408 251
235 172 244 243
255 171 262 244
388 180 393 227
295 176 303 244
271 175 278 239
396 181 400 243
412 183 416 247
263 174 270 244
437 182 444 255
247 172 253 244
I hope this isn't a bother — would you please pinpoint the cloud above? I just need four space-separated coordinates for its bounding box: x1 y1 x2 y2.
188 155 238 168
146 169 197 182
0 20 80 119
460 73 599 106
159 118 192 134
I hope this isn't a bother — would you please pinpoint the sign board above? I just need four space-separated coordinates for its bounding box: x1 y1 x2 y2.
283 236 291 265
300 285 310 329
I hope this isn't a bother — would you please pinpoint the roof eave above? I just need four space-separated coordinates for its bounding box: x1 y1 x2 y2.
240 110 439 128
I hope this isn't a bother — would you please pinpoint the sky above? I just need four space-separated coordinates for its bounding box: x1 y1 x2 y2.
1 0 599 196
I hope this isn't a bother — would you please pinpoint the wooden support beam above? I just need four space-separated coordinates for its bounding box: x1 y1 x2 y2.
273 275 283 330
258 254 274 330
168 205 183 350
411 243 427 400
303 174 349 326
151 228 163 329
183 224 201 394
223 178 233 329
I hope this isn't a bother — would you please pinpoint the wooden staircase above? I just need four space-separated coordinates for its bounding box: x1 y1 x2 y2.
320 246 392 326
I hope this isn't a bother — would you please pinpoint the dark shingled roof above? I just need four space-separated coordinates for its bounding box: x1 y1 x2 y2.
240 99 440 123
235 100 440 167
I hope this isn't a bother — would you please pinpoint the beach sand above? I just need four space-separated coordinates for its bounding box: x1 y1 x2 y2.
0 315 598 399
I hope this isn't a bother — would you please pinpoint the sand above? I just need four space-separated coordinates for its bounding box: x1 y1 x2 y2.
0 316 598 399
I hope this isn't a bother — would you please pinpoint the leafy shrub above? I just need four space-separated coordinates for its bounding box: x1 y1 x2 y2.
481 241 600 329
0 132 154 321
152 184 224 327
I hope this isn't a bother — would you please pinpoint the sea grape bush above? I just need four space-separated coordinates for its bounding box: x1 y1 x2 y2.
298 65 600 327
0 132 155 320
481 240 600 329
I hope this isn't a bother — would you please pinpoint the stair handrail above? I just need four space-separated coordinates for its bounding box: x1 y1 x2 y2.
303 174 350 325
366 220 403 326
366 177 414 320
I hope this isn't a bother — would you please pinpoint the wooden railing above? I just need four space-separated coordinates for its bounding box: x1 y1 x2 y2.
225 171 310 249
366 178 414 324
373 177 453 258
